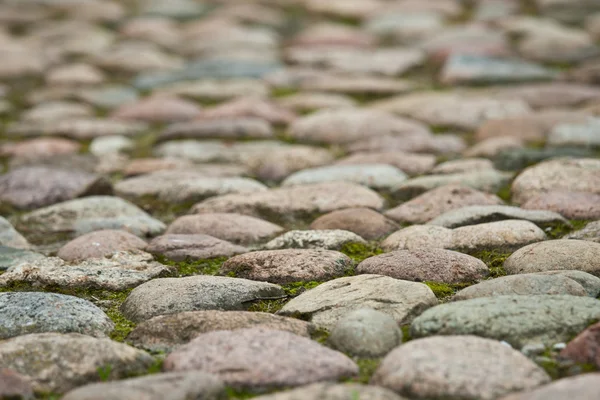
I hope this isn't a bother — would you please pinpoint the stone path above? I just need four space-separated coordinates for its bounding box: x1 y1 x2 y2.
0 0 599 399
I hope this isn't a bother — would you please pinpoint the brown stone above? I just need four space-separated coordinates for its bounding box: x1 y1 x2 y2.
335 151 436 177
0 138 80 159
0 369 34 400
111 95 202 122
310 208 398 240
146 234 248 261
196 96 297 125
521 191 600 220
498 374 600 400
559 321 600 367
57 230 148 261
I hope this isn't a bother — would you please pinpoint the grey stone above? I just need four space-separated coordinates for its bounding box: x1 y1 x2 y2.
504 239 600 277
0 246 45 271
278 275 437 331
121 275 284 322
494 147 595 172
163 328 358 390
522 192 600 220
263 230 366 251
536 270 600 297
427 205 569 229
127 310 312 353
0 217 30 249
548 117 600 148
61 372 225 400
253 383 406 400
0 292 114 339
451 220 547 252
17 196 166 241
335 151 436 177
566 220 600 243
166 213 283 245
0 251 170 291
430 158 495 175
89 135 133 157
410 295 600 347
192 183 384 224
498 373 600 400
57 230 148 261
0 368 34 400
372 336 550 400
146 234 248 261
357 249 489 284
310 208 398 241
159 118 273 141
111 95 202 123
382 225 455 251
0 333 155 394
328 308 403 358
452 274 588 301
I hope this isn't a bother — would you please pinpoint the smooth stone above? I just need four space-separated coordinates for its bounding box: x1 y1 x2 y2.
220 249 353 284
384 184 504 225
0 137 80 159
157 79 269 102
522 192 600 220
57 230 148 261
282 164 407 191
357 249 489 284
0 292 114 339
0 246 45 271
548 117 600 148
440 54 556 85
77 86 139 109
252 383 406 400
195 96 296 125
504 240 600 277
127 310 312 353
517 24 598 63
0 217 29 249
393 170 513 201
328 309 403 358
0 333 154 394
310 208 398 241
372 336 550 400
511 158 600 205
166 213 283 245
278 275 437 331
262 230 366 251
192 183 385 224
18 101 93 123
536 270 600 297
463 136 524 158
344 132 466 156
498 374 600 400
0 368 34 400
276 92 357 113
566 221 600 243
146 234 248 261
536 0 600 23
124 159 247 178
428 205 569 229
299 75 414 96
335 151 436 177
491 82 600 109
89 135 133 156
17 196 166 241
0 166 112 210
559 322 600 369
159 118 274 141
61 372 225 400
0 251 170 291
452 274 588 301
121 275 284 322
9 117 148 140
494 147 596 172
430 158 495 175
382 226 454 252
410 295 600 347
111 95 201 122
46 63 105 86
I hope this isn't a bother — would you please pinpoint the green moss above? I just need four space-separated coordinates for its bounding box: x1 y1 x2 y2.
340 242 384 265
470 250 510 278
349 358 381 384
311 327 330 344
224 387 260 399
546 220 589 240
270 87 298 98
128 195 196 225
424 281 472 300
496 184 512 203
246 298 288 313
400 325 412 342
282 281 322 296
154 255 228 277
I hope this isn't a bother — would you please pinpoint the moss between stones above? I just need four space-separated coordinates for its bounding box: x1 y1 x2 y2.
349 358 381 384
470 250 510 278
154 255 228 277
424 281 473 300
129 195 196 225
546 220 589 240
339 242 384 265
496 184 512 203
246 281 324 314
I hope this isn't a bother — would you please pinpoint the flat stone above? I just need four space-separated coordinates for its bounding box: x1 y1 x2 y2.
559 322 600 368
498 374 600 400
220 249 353 284
192 183 384 224
57 230 148 261
0 251 171 291
428 205 568 229
371 91 531 131
536 270 600 297
385 184 504 225
146 234 248 261
345 132 466 155
536 0 600 23
278 274 437 331
0 138 81 160
89 135 133 156
163 328 358 390
491 82 600 109
463 136 525 158
166 213 282 245
195 96 296 125
0 333 154 394
263 230 366 251
430 158 495 175
8 118 148 140
372 336 549 400
566 221 600 243
76 86 140 110
0 246 45 271
19 101 94 123
159 118 273 141
453 274 589 301
548 117 600 148
522 192 600 220
127 310 312 353
0 166 112 210
157 79 269 102
61 372 225 400
494 147 596 172
504 240 600 277
440 54 556 85
253 383 406 400
328 309 403 358
111 95 201 122
0 217 29 249
382 225 454 252
393 170 513 201
121 275 284 322
335 151 436 177
517 24 598 64
115 170 266 205
357 249 489 284
410 295 600 347
0 368 34 400
282 164 407 191
310 208 398 241
276 92 357 113
0 292 114 339
451 220 547 252
46 63 105 86
511 158 600 205
287 108 428 145
17 196 166 242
